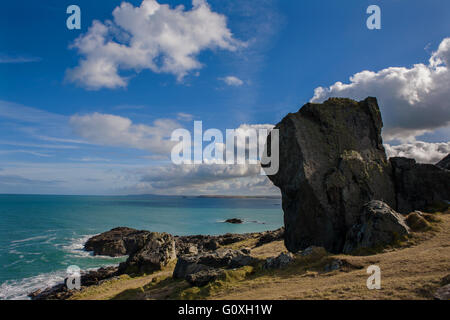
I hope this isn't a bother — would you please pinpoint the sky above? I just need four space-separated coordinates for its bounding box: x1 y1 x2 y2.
0 0 449 195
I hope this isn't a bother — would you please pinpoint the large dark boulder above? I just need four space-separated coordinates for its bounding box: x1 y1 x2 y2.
84 227 151 257
390 157 450 213
343 201 410 254
265 97 396 253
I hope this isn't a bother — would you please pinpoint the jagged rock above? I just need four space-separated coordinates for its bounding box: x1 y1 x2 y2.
219 233 248 245
185 245 199 255
29 283 68 300
300 246 327 257
324 259 343 272
204 239 219 251
84 227 151 257
434 284 450 300
174 229 284 254
263 252 294 269
265 97 396 253
185 268 225 287
119 232 176 274
225 218 243 224
230 252 257 268
255 228 284 247
173 256 210 280
390 157 450 213
405 211 431 231
173 248 256 285
436 153 450 170
80 266 119 286
29 266 119 300
343 201 410 254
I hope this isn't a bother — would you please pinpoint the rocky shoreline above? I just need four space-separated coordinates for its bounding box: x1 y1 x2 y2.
29 227 284 300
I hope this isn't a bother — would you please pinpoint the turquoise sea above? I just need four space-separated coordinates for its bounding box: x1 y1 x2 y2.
0 194 283 300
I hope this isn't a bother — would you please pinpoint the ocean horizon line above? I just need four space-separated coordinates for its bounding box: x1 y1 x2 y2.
0 193 282 199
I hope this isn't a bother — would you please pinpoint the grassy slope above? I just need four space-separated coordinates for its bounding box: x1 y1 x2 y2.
71 212 450 300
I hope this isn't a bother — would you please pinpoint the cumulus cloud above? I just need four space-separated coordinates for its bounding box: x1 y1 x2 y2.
69 113 180 155
66 0 243 89
385 141 450 164
219 76 244 86
311 38 450 142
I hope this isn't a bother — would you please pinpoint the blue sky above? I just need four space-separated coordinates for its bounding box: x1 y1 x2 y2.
0 0 449 195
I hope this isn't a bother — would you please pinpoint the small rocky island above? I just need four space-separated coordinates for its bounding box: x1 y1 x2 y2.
224 218 243 224
29 97 450 300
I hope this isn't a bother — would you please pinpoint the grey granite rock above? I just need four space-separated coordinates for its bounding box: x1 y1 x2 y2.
343 201 410 254
265 97 396 253
390 156 450 213
119 232 176 274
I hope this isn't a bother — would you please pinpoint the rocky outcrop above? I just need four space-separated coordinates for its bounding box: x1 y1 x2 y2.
255 228 284 247
390 157 450 213
342 201 410 254
436 153 450 170
186 268 225 287
175 230 282 254
265 97 396 253
173 248 257 286
29 266 119 300
119 232 176 274
29 228 291 298
263 252 294 269
84 227 151 257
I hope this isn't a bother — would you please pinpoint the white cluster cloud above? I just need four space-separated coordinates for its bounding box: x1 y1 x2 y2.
311 38 450 142
69 113 180 155
66 0 242 89
219 76 244 86
385 141 450 164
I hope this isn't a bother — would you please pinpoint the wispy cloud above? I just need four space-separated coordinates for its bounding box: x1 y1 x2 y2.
219 76 244 86
176 112 194 121
0 174 62 186
0 100 66 124
35 135 92 145
0 141 78 149
0 54 41 64
0 150 53 157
